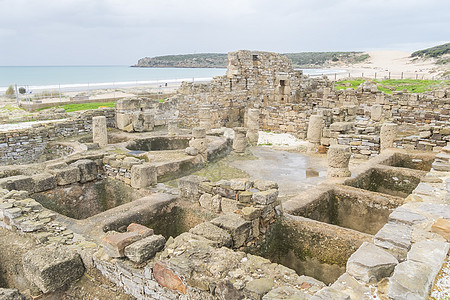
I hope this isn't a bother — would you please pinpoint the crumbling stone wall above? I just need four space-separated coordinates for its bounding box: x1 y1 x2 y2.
0 108 115 166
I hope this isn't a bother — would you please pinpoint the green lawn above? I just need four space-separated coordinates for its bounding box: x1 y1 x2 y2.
39 101 116 112
334 79 449 94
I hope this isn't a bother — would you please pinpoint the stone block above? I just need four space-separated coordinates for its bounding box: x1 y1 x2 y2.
221 197 239 214
431 218 450 241
127 223 154 238
253 189 278 205
0 175 34 192
387 260 434 300
329 272 371 299
262 286 311 300
244 278 274 299
238 191 253 203
189 138 208 153
50 167 81 185
230 178 252 191
0 288 25 300
346 242 398 283
178 175 209 201
102 231 143 258
93 116 107 147
189 222 232 247
253 179 278 191
199 193 221 213
211 214 251 248
374 223 412 261
388 207 427 226
124 234 166 264
22 245 85 293
241 207 261 221
70 159 98 183
116 112 132 130
153 262 187 295
131 164 157 188
32 173 56 193
407 240 449 274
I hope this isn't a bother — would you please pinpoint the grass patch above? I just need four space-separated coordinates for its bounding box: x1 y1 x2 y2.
158 98 165 103
333 79 449 94
38 102 116 112
0 104 25 112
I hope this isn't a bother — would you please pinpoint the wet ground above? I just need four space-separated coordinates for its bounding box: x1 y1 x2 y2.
230 147 328 198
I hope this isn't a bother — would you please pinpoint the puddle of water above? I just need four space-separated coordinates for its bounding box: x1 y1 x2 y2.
230 147 327 196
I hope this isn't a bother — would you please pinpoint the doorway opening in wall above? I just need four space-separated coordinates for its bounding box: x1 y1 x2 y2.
252 55 259 61
280 80 286 95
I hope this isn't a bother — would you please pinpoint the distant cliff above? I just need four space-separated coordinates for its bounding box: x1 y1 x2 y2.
133 52 370 68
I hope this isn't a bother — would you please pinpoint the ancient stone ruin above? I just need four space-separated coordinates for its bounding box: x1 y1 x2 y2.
0 50 449 299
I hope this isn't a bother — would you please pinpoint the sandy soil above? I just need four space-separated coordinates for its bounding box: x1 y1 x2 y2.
324 50 448 80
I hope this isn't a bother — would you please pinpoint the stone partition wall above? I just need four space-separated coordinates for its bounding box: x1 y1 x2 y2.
0 108 115 166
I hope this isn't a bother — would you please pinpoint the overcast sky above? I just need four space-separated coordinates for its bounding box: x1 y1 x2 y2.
0 0 448 66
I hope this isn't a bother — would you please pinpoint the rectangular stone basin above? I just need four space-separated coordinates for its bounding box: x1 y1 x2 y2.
32 178 151 220
380 152 435 171
249 215 372 285
344 166 427 198
292 185 403 235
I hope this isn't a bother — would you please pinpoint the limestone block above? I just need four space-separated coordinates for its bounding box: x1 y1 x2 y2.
262 286 311 300
0 288 25 300
116 112 132 130
253 189 278 205
388 207 427 226
189 138 208 153
371 105 383 121
328 273 371 299
329 122 353 132
241 206 261 221
102 231 142 258
70 159 98 183
199 193 221 213
306 115 323 144
221 197 239 214
230 178 253 191
153 262 187 295
124 234 166 264
387 260 434 300
407 240 449 274
22 245 85 293
431 218 450 241
244 278 274 299
32 173 56 193
189 222 232 247
131 164 157 188
211 214 252 248
127 223 154 238
168 120 177 136
233 127 247 153
380 123 398 151
198 107 212 131
192 127 206 139
185 146 199 156
246 129 259 146
143 113 155 131
92 116 107 148
215 180 237 199
0 175 34 192
50 167 81 185
178 175 209 201
374 223 412 261
346 242 398 283
253 179 278 191
238 191 254 204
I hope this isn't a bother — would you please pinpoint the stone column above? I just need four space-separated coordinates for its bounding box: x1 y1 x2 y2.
246 108 259 146
189 127 208 159
168 120 178 136
198 106 212 132
92 116 107 148
143 113 155 132
233 127 247 153
327 145 351 178
306 115 323 152
380 123 398 152
371 105 383 121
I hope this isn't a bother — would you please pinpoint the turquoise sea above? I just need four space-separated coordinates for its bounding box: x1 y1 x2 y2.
0 66 343 93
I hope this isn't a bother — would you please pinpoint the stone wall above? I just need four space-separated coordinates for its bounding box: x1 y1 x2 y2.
0 108 115 166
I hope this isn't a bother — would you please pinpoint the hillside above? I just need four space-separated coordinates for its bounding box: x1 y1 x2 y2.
133 52 370 68
411 43 450 58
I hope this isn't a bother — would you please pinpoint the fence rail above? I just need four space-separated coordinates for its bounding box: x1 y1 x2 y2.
307 70 449 81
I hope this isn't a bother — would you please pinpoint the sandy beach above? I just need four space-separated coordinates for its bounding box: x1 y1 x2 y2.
320 50 448 80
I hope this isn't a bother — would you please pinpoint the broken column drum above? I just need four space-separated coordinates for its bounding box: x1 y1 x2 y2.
307 115 323 144
327 144 351 178
246 108 260 146
168 120 178 136
380 123 398 152
189 127 208 158
233 127 247 153
198 106 212 132
92 116 107 148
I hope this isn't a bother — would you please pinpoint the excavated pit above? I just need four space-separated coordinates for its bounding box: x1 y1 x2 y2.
345 166 426 198
32 179 151 220
292 186 403 235
381 152 434 171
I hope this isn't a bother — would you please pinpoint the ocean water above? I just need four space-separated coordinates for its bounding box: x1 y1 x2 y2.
0 66 343 93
